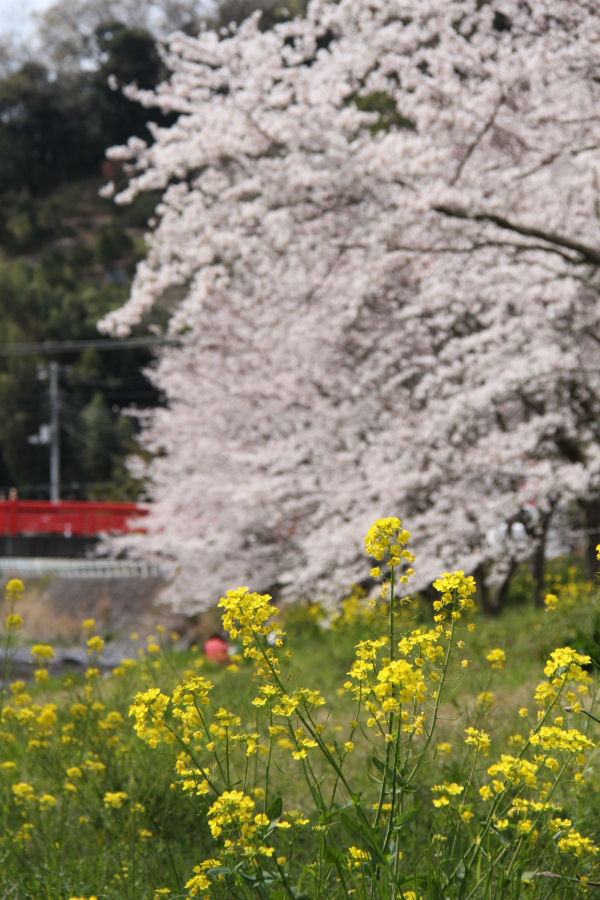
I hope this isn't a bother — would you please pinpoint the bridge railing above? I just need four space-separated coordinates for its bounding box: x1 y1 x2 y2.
0 557 171 579
0 500 147 537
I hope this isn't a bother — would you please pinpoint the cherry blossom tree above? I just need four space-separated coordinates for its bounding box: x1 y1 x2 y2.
100 0 600 613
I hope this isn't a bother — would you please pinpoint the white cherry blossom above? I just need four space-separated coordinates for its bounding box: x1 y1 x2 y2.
101 0 600 612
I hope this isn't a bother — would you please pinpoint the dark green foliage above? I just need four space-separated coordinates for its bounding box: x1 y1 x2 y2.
96 223 134 265
352 90 416 135
0 185 161 499
0 62 84 195
0 11 174 500
567 611 600 670
0 22 171 201
504 564 535 607
208 0 308 31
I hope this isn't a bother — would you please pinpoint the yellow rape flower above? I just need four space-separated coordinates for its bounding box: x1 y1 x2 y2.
486 648 506 670
348 846 370 865
487 755 538 788
6 578 23 593
207 790 255 839
364 516 412 564
544 647 591 686
529 725 594 753
476 691 494 710
549 817 572 832
557 829 599 857
86 635 104 654
431 782 463 807
12 781 35 803
185 859 221 897
103 791 128 809
464 727 490 756
432 571 476 616
30 644 54 663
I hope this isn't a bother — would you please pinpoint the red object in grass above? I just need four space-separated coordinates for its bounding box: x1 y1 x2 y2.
203 635 229 664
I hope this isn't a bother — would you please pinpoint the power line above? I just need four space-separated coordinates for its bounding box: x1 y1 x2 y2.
0 337 180 357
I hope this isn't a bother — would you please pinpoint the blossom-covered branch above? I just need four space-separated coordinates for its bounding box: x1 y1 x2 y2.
100 0 600 611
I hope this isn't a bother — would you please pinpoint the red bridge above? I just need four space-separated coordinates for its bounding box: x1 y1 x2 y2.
0 500 147 537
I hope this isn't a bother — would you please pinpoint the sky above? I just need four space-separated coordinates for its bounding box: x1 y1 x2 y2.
0 0 51 40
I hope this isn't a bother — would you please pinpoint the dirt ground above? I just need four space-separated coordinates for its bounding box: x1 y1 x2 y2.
10 576 219 649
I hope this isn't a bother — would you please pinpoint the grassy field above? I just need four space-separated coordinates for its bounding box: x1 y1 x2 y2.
0 538 599 899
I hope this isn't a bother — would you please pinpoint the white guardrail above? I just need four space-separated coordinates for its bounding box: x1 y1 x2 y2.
0 558 172 579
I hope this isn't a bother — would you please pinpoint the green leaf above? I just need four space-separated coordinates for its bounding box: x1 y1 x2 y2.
206 865 232 876
266 795 283 820
322 843 342 865
369 754 386 774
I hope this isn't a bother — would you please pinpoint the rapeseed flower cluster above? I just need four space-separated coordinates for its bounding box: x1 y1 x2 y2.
431 570 476 620
364 516 415 591
0 528 599 899
486 648 506 669
543 647 591 685
0 594 198 897
330 583 381 629
364 516 411 563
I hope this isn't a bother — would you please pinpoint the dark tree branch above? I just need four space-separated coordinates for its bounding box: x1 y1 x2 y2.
583 327 600 346
449 95 505 187
433 204 600 266
388 239 579 265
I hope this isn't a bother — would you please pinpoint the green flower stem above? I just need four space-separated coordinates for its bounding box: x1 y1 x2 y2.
383 728 403 855
504 754 574 881
447 746 479 865
252 626 395 876
329 694 362 809
453 674 575 893
263 708 275 814
162 715 221 797
405 615 457 788
0 587 20 709
374 566 396 830
191 694 228 788
274 858 301 900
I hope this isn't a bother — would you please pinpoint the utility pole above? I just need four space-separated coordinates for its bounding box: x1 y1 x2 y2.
49 361 60 502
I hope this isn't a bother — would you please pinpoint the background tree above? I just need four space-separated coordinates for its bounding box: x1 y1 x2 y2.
34 0 203 74
0 62 85 194
205 0 307 30
0 1 187 499
0 244 161 498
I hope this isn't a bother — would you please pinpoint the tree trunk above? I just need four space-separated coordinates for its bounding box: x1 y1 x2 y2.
531 538 546 607
522 501 555 607
474 561 517 616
